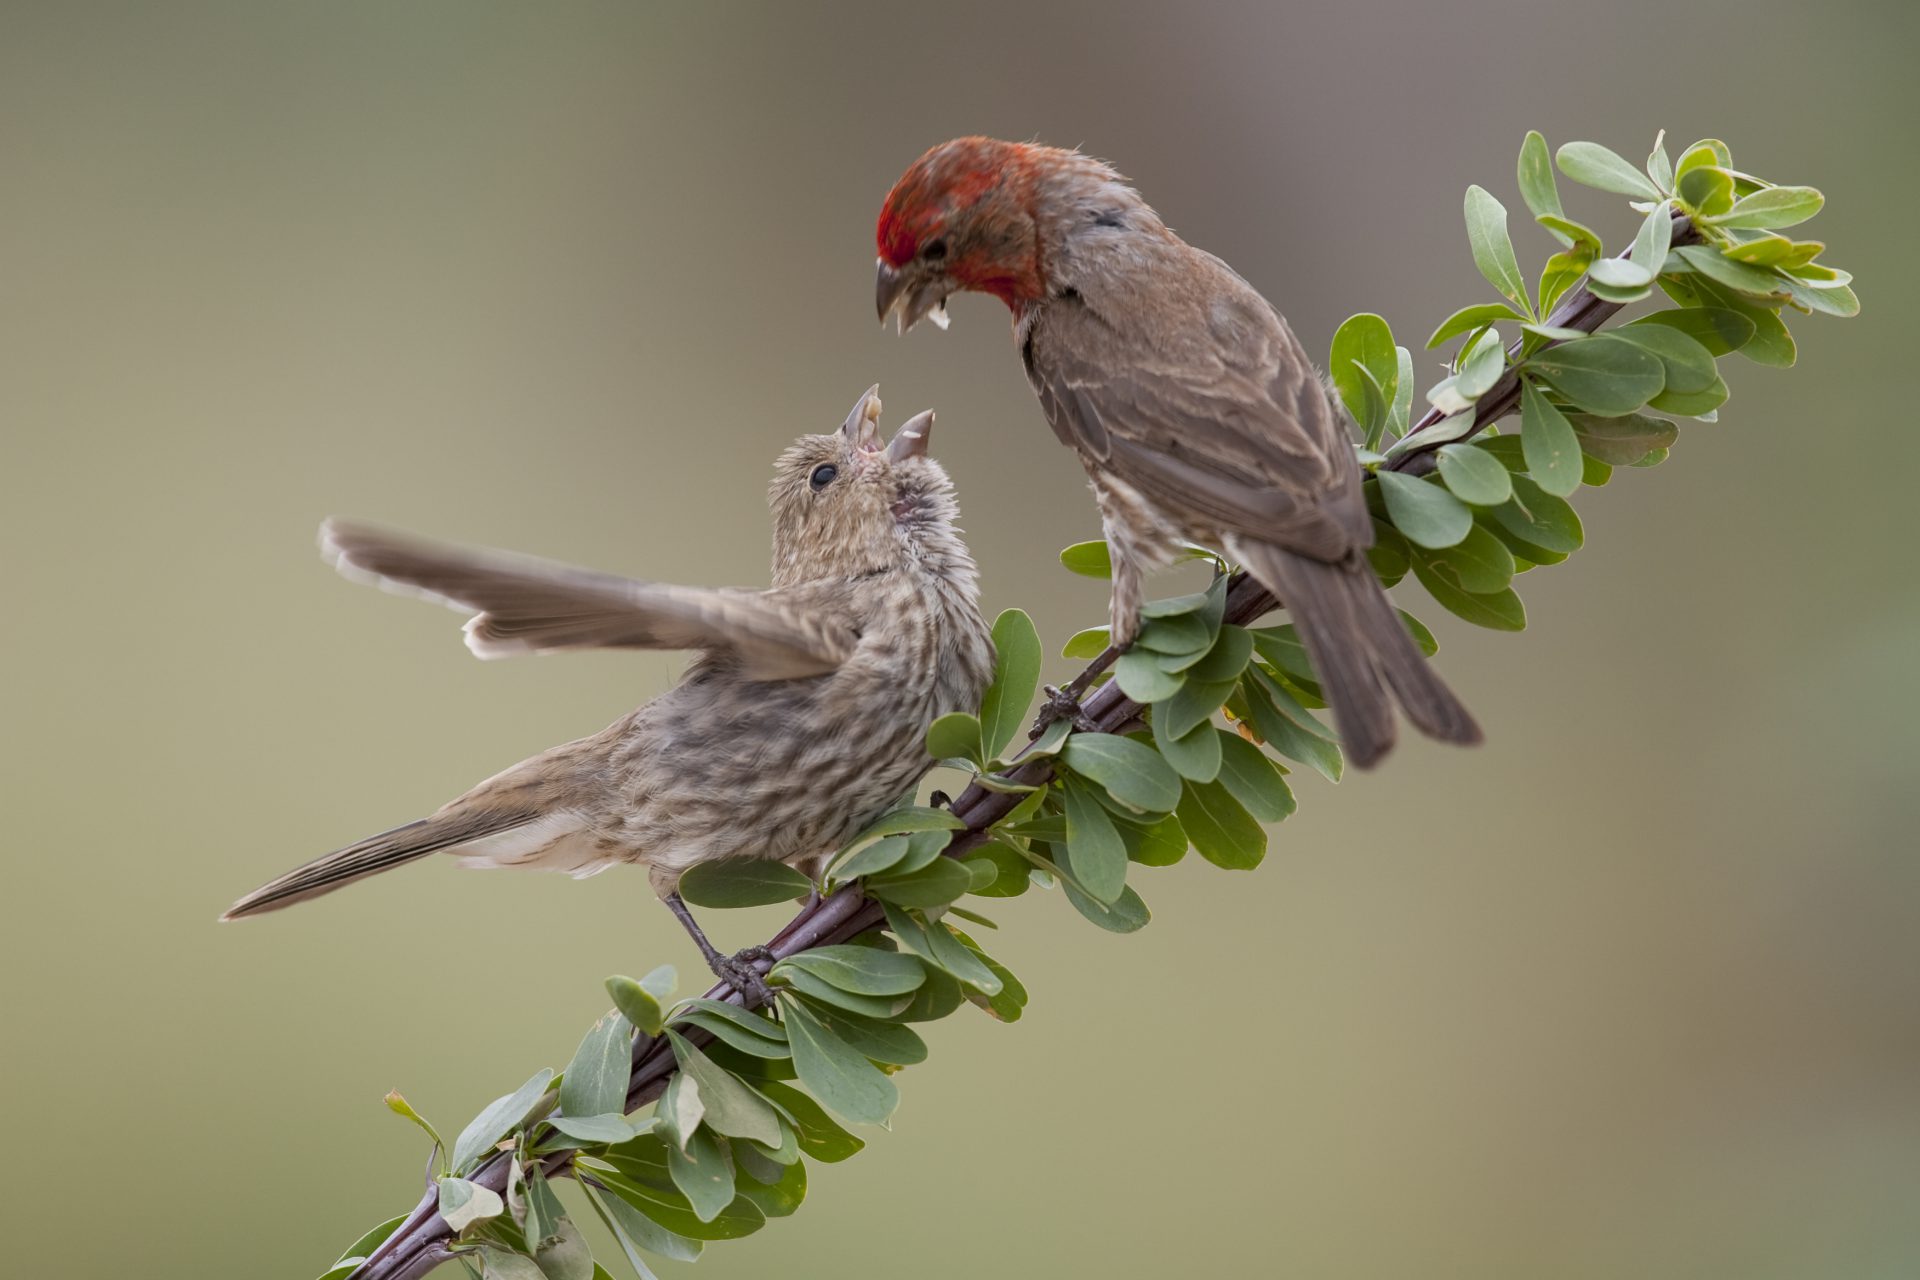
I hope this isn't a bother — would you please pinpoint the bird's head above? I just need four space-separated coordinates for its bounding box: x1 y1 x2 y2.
768 385 969 586
873 136 1054 331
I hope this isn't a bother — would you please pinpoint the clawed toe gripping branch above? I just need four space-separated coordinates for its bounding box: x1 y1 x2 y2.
333 129 1855 1280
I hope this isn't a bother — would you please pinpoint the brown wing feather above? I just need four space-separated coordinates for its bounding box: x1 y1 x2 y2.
320 519 857 680
1026 252 1370 563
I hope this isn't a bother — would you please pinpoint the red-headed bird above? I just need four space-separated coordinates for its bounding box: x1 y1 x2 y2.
874 137 1479 768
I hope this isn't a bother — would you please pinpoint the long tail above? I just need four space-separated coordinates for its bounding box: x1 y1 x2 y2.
1227 537 1481 769
220 811 536 920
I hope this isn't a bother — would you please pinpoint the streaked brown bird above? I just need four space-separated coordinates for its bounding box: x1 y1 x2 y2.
873 138 1480 768
222 387 995 994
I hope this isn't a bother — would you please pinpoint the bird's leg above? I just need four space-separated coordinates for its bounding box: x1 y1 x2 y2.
661 891 775 1007
1033 673 1106 736
1032 540 1145 738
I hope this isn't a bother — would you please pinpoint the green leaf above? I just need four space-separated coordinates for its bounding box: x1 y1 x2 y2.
1059 732 1183 813
733 1152 806 1220
545 1113 648 1145
1525 335 1665 416
834 834 912 881
1062 776 1130 903
1567 412 1679 465
1368 518 1411 588
1177 778 1267 869
1214 731 1296 823
1489 474 1584 554
1239 668 1343 783
326 1216 409 1275
452 1069 555 1176
439 1176 506 1232
1410 557 1527 631
664 1028 783 1151
1330 313 1398 429
1556 140 1662 199
384 1091 448 1171
677 860 811 910
578 1179 685 1277
1647 376 1728 417
1630 201 1674 277
1647 129 1673 191
776 946 926 997
1629 307 1754 356
1608 324 1718 394
1517 130 1565 231
924 711 983 765
665 1125 737 1224
780 997 897 1126
978 609 1041 759
1464 185 1529 311
1676 164 1736 218
960 839 1031 898
1537 243 1597 317
1775 273 1860 318
1535 214 1603 254
1412 524 1515 595
1713 185 1824 230
1119 812 1190 866
1435 443 1513 506
1674 138 1730 180
1671 245 1785 298
673 999 790 1059
862 855 971 910
844 805 964 845
1375 471 1474 549
748 1080 862 1164
802 1006 929 1065
1153 672 1237 739
1426 302 1527 351
922 917 1003 993
1062 880 1151 933
586 1146 764 1242
1387 345 1415 440
1113 648 1187 703
1519 378 1583 497
1058 539 1112 578
561 1012 633 1122
1151 705 1222 782
950 929 1029 1021
1061 626 1111 660
1247 626 1315 685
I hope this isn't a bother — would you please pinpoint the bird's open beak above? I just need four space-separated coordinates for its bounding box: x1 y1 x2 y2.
841 384 885 452
875 258 952 334
886 409 934 462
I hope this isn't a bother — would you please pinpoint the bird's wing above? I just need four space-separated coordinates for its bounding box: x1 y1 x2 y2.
321 519 858 680
1027 259 1370 562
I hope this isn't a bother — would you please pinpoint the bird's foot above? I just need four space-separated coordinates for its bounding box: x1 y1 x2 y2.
1032 682 1102 736
709 948 776 1008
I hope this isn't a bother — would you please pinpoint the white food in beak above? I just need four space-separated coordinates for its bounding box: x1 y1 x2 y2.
927 300 951 330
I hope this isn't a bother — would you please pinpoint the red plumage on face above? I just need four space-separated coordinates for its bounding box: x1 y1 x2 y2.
876 138 1047 305
876 138 1026 265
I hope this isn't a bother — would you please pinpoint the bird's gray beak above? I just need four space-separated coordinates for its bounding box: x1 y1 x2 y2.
886 409 934 462
841 384 885 452
875 258 952 334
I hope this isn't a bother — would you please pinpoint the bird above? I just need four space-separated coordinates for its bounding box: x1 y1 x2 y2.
222 386 996 998
873 137 1481 769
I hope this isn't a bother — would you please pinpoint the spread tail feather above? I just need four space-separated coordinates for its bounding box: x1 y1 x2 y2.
220 811 537 920
1227 537 1482 769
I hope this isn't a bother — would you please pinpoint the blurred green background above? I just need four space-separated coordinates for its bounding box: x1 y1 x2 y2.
4 2 1916 1276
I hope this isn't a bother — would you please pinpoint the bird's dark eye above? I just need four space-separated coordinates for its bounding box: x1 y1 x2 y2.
921 237 948 262
809 463 838 491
